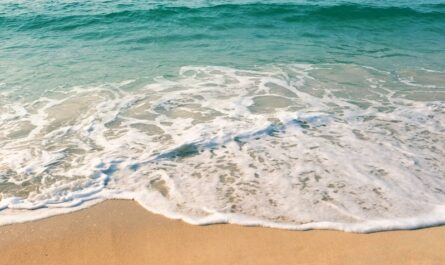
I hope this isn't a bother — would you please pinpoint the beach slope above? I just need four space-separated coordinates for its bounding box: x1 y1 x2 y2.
1 200 444 265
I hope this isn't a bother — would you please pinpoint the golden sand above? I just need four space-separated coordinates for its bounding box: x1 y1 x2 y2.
0 200 444 265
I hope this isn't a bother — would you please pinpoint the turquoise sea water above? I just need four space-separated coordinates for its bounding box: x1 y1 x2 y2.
1 0 445 95
0 1 444 232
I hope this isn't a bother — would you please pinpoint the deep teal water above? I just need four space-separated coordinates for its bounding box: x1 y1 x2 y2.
1 0 445 96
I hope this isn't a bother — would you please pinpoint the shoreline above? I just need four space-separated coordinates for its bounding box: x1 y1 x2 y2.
2 197 445 233
1 200 444 265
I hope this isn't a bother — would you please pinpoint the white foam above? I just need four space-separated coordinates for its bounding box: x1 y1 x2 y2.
0 64 444 232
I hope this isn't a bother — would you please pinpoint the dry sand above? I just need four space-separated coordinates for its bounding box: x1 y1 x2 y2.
0 200 444 265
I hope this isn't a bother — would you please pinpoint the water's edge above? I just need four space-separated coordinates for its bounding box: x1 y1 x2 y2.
2 196 445 234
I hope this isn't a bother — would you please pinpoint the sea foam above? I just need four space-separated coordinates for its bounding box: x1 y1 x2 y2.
0 64 444 232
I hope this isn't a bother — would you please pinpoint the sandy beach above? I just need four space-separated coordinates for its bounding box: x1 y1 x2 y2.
0 200 443 265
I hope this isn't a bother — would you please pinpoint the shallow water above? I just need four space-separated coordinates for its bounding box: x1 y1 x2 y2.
0 0 445 232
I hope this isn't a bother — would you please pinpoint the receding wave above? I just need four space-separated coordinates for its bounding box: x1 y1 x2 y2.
1 64 444 232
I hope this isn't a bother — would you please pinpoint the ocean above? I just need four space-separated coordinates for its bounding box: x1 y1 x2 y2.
0 0 444 232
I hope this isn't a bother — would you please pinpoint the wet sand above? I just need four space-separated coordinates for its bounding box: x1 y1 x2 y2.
0 200 444 265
